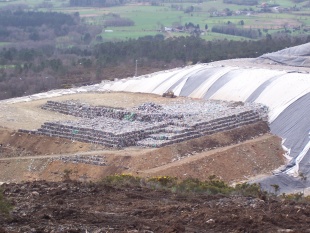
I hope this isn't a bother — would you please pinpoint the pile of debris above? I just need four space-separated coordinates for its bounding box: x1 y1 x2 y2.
19 99 267 148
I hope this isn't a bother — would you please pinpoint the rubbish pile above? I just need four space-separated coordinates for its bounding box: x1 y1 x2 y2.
56 155 107 166
19 99 267 148
136 102 163 112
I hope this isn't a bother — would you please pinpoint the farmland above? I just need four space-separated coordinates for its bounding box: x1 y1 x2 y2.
61 2 310 41
0 0 310 42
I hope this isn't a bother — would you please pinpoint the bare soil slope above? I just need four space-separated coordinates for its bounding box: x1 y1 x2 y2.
1 181 309 233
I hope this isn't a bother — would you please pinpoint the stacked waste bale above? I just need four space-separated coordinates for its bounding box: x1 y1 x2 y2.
136 110 261 147
56 155 107 166
19 99 267 148
34 118 167 148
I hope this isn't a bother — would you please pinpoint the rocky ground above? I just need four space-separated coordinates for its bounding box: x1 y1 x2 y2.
0 180 310 233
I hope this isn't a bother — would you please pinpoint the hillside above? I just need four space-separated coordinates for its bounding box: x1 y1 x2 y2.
0 92 284 185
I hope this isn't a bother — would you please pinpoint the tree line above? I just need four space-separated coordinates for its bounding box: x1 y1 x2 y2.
0 10 76 28
0 10 101 49
211 24 262 39
69 0 207 7
223 0 258 5
0 33 309 100
69 0 126 7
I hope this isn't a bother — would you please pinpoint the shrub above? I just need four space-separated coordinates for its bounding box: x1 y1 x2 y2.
281 192 305 202
234 183 265 198
174 177 234 194
101 174 141 187
63 169 72 181
148 176 177 188
0 187 12 217
99 174 310 202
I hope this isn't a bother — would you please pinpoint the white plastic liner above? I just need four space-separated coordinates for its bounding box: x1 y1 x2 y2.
258 42 310 67
207 68 285 104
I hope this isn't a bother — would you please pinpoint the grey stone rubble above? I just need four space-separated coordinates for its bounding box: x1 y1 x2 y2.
54 155 107 166
19 99 268 148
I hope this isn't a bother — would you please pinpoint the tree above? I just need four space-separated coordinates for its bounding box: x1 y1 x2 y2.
299 172 307 194
224 8 233 16
270 184 280 195
208 7 217 16
96 35 103 42
83 33 92 44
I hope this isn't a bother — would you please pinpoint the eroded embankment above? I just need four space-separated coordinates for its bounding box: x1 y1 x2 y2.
0 121 285 184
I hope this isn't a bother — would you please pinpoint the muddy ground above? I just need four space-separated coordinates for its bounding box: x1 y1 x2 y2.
0 180 309 233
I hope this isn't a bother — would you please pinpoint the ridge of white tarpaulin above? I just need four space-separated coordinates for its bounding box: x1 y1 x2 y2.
1 90 66 104
106 69 183 93
117 79 144 92
57 89 77 95
102 79 136 92
152 64 207 95
253 73 310 122
188 66 238 99
285 140 310 177
173 76 190 96
174 64 219 96
76 83 100 92
112 79 137 91
131 68 187 93
97 82 113 91
209 69 285 102
0 96 31 104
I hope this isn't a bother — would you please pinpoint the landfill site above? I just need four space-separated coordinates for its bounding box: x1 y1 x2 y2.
0 92 280 184
0 43 310 232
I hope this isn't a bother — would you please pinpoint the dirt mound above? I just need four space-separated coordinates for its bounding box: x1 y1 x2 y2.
0 121 285 184
0 128 103 157
1 181 309 232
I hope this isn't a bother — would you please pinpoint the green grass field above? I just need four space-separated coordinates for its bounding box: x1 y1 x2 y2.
1 0 309 42
0 64 15 69
0 42 10 47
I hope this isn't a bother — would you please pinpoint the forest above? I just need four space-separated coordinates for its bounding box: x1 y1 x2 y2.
1 33 309 100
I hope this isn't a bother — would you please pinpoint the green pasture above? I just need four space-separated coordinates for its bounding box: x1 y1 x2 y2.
0 64 15 69
1 0 310 42
66 1 309 41
0 42 10 47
